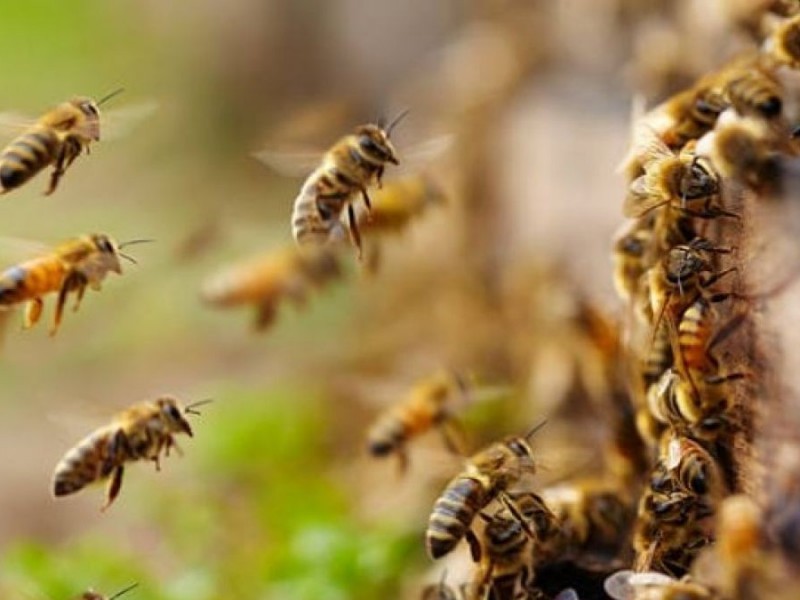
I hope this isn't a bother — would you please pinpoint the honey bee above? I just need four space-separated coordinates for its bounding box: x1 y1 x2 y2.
366 370 469 473
642 86 729 152
634 434 728 575
473 492 555 600
0 234 146 336
624 131 725 221
425 423 544 560
604 570 714 600
79 584 139 600
0 89 123 195
52 396 210 510
201 244 342 331
357 173 445 236
613 218 654 303
286 111 407 257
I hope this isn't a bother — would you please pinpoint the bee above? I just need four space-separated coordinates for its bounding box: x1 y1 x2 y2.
52 396 210 510
767 14 800 69
79 584 139 600
0 234 146 336
425 423 545 560
366 370 469 473
722 67 783 121
287 111 407 257
612 218 654 303
538 480 634 568
473 492 555 600
634 434 728 575
624 131 725 221
0 89 123 195
645 86 729 151
604 570 714 600
357 173 445 236
201 244 342 331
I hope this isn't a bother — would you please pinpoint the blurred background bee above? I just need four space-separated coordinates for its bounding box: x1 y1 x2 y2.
0 234 146 336
366 369 470 473
51 396 209 510
201 243 343 331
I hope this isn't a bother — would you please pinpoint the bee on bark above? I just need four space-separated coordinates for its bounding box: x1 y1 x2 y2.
366 370 469 473
52 396 210 510
0 234 146 336
425 423 545 560
0 89 123 195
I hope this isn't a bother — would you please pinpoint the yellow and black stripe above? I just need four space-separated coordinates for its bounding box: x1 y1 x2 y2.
426 475 488 559
0 126 60 191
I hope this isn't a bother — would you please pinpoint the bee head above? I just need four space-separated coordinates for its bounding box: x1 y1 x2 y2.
90 233 123 275
156 396 194 437
356 124 399 166
68 96 102 141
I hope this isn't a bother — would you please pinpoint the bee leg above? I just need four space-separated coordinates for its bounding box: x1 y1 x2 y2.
52 271 85 336
45 149 68 196
347 203 364 259
499 492 536 540
101 465 125 511
23 298 44 329
395 449 408 476
73 282 87 312
254 302 277 331
165 435 184 458
375 166 384 189
361 186 373 212
465 527 483 562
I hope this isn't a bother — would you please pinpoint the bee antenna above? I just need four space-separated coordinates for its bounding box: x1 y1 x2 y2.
385 108 410 136
119 252 138 265
185 398 214 415
108 583 139 600
97 87 125 107
118 238 155 249
524 419 548 440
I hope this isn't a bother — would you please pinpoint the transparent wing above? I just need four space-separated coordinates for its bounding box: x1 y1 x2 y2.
398 133 455 168
251 147 323 178
629 122 674 168
100 100 159 141
0 236 52 264
622 179 669 218
603 570 636 600
0 111 38 141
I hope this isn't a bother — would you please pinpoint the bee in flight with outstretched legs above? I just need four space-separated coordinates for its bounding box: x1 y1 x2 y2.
79 583 139 600
0 234 149 336
425 422 545 560
52 396 210 510
0 89 124 195
258 110 409 258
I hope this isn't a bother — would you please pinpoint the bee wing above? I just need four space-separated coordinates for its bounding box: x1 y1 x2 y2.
622 179 669 218
100 100 159 141
396 134 455 168
629 123 674 167
0 236 52 263
252 147 323 178
603 570 639 600
0 111 39 140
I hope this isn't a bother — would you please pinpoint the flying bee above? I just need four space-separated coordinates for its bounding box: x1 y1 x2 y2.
604 570 714 600
79 584 139 600
52 396 210 510
366 370 470 473
0 89 124 195
425 422 545 560
201 244 342 331
278 111 408 258
0 234 146 336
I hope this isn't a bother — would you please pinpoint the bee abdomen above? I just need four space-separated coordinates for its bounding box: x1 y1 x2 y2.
52 429 115 497
0 130 58 191
367 418 406 456
0 266 30 303
426 476 487 559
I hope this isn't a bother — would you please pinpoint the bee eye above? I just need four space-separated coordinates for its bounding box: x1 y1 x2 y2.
82 102 98 116
167 405 182 421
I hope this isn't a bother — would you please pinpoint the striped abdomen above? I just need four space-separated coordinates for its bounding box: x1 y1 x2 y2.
678 300 713 373
0 126 60 192
367 401 438 456
642 319 673 384
0 256 66 305
292 166 356 246
52 426 118 497
426 475 488 559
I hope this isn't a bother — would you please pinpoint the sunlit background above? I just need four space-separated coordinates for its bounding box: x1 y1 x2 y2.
0 1 764 599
